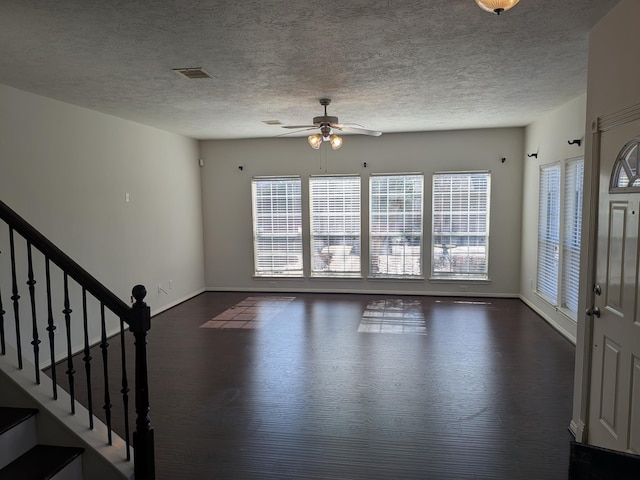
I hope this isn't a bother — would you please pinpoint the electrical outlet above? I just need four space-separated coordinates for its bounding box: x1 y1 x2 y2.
459 285 469 292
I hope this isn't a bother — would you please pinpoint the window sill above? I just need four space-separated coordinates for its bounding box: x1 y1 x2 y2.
533 291 578 323
429 277 491 284
534 290 557 306
368 276 426 281
309 275 363 280
253 275 304 280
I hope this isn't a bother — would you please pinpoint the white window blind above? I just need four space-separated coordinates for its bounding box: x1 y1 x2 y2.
561 158 584 317
431 172 490 279
537 164 561 304
370 174 423 278
310 176 361 277
251 177 303 277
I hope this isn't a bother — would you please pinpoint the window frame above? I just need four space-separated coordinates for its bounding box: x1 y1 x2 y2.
251 176 303 278
536 163 561 304
560 157 584 317
536 157 584 320
309 175 362 278
369 173 424 279
430 171 491 281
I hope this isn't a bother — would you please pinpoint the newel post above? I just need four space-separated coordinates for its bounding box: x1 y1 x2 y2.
130 285 155 480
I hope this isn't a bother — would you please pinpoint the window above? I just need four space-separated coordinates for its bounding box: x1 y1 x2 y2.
370 174 423 278
610 137 640 192
252 177 303 277
537 164 561 303
310 176 361 277
561 158 584 316
537 158 584 318
431 172 490 279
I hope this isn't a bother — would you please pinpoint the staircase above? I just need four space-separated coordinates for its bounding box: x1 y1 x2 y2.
0 406 83 480
0 199 155 479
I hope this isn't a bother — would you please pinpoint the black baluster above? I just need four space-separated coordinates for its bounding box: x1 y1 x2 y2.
130 285 155 480
26 242 41 383
9 227 22 369
100 303 113 445
63 273 75 414
120 316 131 460
0 277 5 356
82 288 94 429
45 259 58 400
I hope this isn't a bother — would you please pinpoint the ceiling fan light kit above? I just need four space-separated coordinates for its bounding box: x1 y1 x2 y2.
329 134 343 150
308 133 322 149
475 0 519 15
283 98 381 150
307 132 343 150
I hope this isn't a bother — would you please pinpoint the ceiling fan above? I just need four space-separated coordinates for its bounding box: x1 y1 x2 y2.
281 98 382 150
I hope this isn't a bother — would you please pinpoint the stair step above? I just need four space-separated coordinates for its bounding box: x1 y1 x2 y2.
0 444 84 480
0 406 39 470
0 406 38 435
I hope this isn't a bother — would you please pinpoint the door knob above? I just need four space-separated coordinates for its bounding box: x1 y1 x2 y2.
586 306 601 318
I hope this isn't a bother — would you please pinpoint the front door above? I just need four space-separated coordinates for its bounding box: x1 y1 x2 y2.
588 120 640 454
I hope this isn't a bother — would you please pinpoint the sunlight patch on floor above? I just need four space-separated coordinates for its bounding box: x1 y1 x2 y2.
200 296 296 329
358 298 426 335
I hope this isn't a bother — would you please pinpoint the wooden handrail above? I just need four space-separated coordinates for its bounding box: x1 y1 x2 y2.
0 200 131 322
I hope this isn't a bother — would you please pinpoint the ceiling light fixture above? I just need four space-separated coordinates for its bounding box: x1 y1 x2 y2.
308 133 322 150
284 98 380 150
475 0 519 15
307 125 342 150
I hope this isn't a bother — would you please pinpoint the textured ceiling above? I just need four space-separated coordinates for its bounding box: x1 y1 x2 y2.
0 0 620 140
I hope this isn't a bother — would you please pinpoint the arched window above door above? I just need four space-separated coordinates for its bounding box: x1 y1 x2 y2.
610 136 640 193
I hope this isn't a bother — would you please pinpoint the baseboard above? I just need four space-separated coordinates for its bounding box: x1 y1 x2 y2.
204 286 519 298
569 419 586 442
569 441 640 480
150 288 206 316
519 294 577 344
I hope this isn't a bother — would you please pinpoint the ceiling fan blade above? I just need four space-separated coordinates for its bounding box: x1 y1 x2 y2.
282 124 317 129
333 125 382 137
276 127 317 137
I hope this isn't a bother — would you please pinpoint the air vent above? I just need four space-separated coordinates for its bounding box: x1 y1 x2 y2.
173 67 214 79
262 120 283 125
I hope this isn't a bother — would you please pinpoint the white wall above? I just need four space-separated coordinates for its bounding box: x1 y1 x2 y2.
571 0 640 443
520 94 587 343
586 0 640 119
201 128 524 296
0 83 205 362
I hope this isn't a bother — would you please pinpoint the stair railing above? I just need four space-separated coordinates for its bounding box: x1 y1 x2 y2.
0 200 155 480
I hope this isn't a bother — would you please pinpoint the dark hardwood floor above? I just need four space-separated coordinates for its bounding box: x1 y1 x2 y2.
53 293 576 479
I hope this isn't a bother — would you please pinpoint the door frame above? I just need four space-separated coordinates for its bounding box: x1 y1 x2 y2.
571 102 640 443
